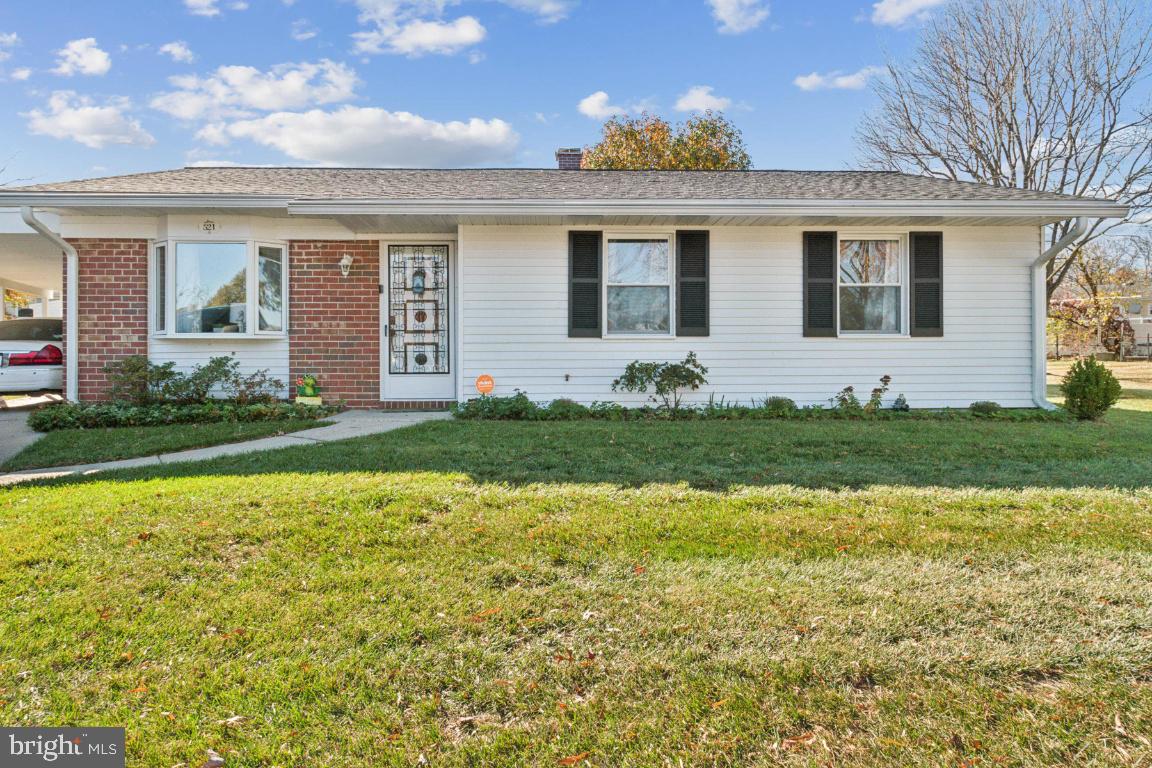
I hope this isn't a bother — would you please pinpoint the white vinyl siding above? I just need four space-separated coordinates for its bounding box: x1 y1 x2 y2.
459 225 1039 409
148 337 290 399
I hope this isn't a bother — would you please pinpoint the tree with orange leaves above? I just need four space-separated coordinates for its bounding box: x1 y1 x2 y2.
581 111 752 170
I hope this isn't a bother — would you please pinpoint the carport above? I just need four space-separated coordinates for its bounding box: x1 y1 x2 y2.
0 208 66 394
0 209 63 308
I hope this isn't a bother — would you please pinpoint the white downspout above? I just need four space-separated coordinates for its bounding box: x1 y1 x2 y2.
20 206 79 402
1032 217 1088 408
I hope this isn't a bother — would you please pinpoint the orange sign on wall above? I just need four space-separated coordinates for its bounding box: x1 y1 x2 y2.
475 374 495 395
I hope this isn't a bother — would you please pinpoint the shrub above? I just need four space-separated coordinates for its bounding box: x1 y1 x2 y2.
831 386 862 415
452 391 541 420
103 355 284 406
612 352 708 414
832 375 894 416
161 356 239 404
542 398 590 421
226 368 284 405
103 355 181 406
762 396 797 417
28 401 340 433
587 401 630 420
969 401 1003 417
1060 356 1122 420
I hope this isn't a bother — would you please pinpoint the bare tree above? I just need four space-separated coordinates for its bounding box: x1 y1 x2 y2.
857 0 1152 296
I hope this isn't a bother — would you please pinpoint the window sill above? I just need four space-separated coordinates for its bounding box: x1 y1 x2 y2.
151 333 287 341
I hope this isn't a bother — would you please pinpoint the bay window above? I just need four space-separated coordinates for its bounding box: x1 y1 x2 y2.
838 236 904 334
606 236 673 335
153 240 287 337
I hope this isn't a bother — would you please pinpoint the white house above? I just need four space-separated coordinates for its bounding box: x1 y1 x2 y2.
0 159 1127 409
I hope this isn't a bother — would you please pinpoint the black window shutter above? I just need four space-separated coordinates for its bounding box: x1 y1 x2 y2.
803 231 837 337
569 231 602 337
909 232 943 337
676 230 709 336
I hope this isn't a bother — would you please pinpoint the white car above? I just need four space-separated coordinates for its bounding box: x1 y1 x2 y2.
0 318 64 393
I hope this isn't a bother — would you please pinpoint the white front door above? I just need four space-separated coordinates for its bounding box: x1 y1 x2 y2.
381 242 456 401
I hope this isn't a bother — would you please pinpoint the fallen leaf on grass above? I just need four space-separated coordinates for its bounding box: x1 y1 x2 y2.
217 715 246 728
558 752 589 766
781 731 816 750
128 685 148 694
710 699 729 709
200 748 225 768
468 607 502 623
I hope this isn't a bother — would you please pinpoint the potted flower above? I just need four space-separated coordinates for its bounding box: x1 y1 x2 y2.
296 373 322 405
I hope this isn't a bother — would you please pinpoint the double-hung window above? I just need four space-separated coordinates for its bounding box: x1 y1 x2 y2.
838 236 904 334
152 240 287 337
605 236 673 335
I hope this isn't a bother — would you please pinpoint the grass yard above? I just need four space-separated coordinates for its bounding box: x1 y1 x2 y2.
1 372 1151 766
0 419 329 471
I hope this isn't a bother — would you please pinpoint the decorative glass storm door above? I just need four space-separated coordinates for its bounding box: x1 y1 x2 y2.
383 244 454 400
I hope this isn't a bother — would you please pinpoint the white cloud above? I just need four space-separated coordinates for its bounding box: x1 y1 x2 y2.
184 0 248 15
199 106 519 166
291 19 319 41
150 59 358 121
352 0 572 57
52 38 111 77
24 91 154 148
374 17 487 56
496 0 575 23
870 0 946 26
578 91 628 119
10 67 31 81
793 65 884 91
185 0 221 15
675 85 732 112
158 41 195 63
0 32 19 62
708 0 769 34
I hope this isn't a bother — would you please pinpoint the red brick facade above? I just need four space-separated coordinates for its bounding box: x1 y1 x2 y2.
65 238 454 409
288 241 384 407
66 239 149 402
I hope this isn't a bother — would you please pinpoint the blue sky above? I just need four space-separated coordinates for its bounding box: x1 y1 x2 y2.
0 0 939 184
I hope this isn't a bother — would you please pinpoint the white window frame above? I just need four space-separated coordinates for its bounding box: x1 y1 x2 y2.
836 233 908 337
602 232 676 338
151 239 289 339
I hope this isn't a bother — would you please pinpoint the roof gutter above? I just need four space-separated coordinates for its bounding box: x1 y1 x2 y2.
287 198 1129 219
20 206 78 402
1032 216 1089 409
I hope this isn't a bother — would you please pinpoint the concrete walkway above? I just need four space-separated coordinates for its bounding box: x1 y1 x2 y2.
0 409 451 486
0 409 42 467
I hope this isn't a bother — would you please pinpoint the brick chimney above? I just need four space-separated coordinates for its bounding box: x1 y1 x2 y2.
555 147 584 170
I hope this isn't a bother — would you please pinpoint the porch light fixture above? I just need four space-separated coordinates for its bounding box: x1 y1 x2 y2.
339 253 355 277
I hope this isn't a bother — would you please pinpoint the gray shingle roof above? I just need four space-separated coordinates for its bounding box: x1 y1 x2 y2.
5 167 1088 202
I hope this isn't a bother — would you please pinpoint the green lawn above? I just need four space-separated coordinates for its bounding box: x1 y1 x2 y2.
1 419 329 471
1 388 1151 766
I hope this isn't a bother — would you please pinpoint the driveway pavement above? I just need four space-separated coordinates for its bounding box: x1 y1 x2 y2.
0 409 42 466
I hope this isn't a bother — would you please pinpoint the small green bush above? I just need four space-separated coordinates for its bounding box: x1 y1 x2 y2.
28 401 340 433
762 396 798 417
542 398 590 421
612 352 708 413
969 401 1003 417
1060 356 1122 420
102 354 284 406
451 391 540 420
